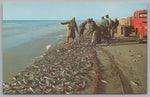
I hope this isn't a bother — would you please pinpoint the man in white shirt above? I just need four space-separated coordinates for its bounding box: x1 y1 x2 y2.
105 15 112 42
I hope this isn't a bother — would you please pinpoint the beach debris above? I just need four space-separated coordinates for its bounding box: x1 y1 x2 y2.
137 55 142 58
133 59 138 62
128 49 134 52
130 81 140 86
129 54 134 56
128 50 131 52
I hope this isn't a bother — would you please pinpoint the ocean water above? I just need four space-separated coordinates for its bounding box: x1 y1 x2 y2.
3 20 67 53
3 20 67 82
3 20 83 82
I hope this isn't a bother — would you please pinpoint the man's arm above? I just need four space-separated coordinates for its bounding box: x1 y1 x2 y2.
75 22 79 34
60 20 71 25
117 20 119 26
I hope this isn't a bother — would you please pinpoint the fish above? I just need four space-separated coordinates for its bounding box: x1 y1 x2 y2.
130 81 140 86
46 45 51 51
101 80 108 84
65 91 72 94
29 87 35 94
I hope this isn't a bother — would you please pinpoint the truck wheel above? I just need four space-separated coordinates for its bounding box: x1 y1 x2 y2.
136 28 138 35
123 26 129 37
137 30 143 43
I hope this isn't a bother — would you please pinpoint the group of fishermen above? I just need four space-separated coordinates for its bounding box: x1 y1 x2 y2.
60 15 119 46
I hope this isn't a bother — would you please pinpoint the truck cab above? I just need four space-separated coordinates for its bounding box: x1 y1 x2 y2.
133 10 147 43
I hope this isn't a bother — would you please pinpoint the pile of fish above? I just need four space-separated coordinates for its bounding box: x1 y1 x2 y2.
3 37 98 94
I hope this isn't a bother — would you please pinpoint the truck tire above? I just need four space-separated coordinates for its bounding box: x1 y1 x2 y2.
137 29 143 43
136 28 138 35
123 26 129 37
127 26 131 36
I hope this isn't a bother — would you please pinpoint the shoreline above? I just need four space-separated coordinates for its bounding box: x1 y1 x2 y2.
3 33 147 94
3 29 66 82
3 36 99 94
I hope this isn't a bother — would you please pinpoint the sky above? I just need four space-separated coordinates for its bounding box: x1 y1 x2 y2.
3 2 147 20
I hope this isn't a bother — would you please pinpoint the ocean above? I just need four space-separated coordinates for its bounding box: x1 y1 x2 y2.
3 20 82 82
3 20 67 53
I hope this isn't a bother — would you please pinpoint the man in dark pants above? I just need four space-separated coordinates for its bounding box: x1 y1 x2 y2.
112 18 119 37
78 20 88 40
110 20 115 38
86 19 101 46
105 15 112 42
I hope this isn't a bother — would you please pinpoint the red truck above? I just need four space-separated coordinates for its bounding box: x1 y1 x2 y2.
119 10 147 43
133 10 147 43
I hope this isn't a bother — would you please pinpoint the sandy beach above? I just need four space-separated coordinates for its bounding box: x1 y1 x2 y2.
3 33 147 94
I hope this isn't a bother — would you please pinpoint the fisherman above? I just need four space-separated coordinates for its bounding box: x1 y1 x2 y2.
99 16 107 42
112 18 119 37
105 15 112 42
60 17 78 42
110 19 115 38
78 20 88 40
86 18 101 46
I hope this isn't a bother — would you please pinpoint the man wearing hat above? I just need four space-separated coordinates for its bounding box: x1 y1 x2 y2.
86 18 101 46
99 16 108 42
60 17 79 42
